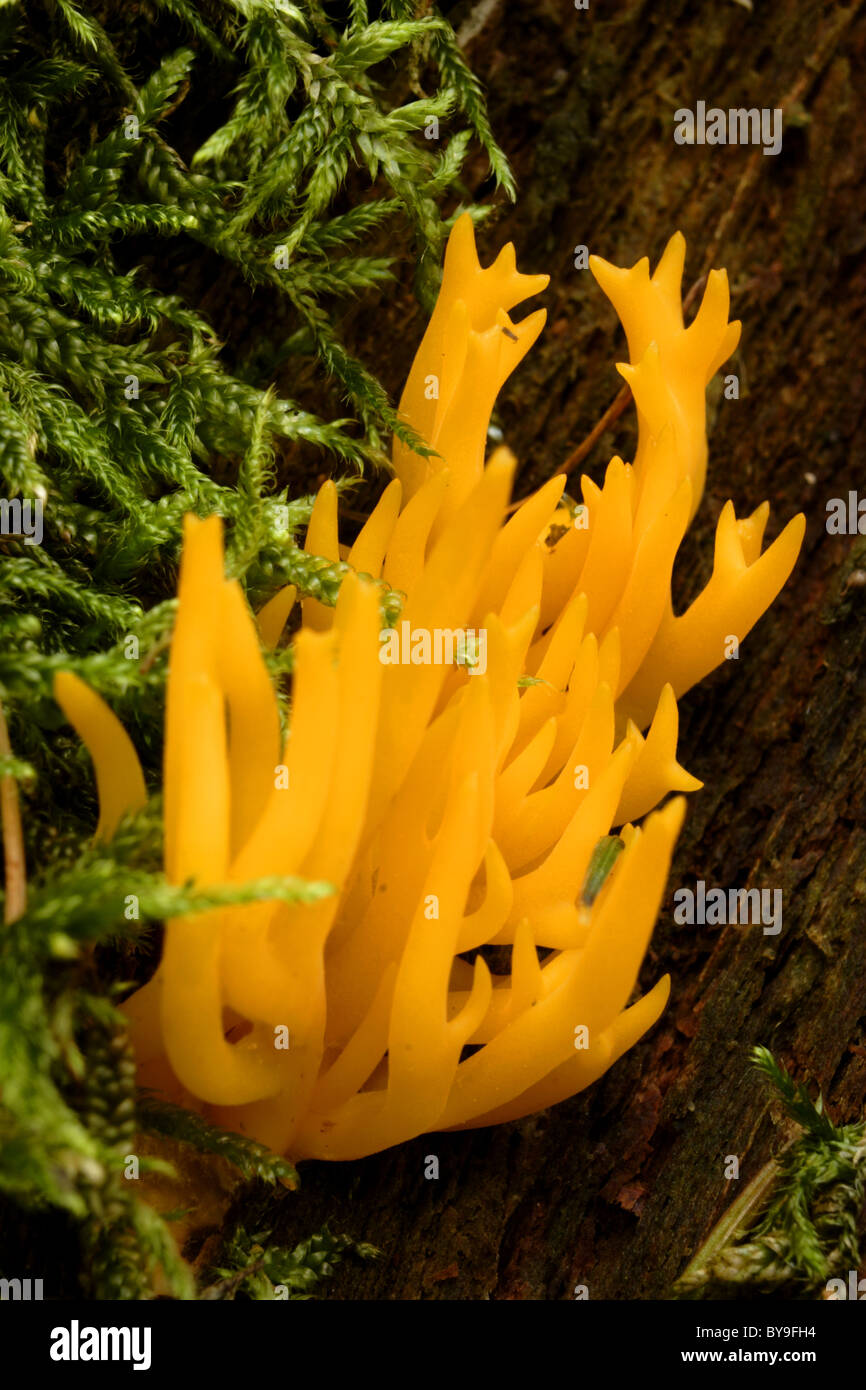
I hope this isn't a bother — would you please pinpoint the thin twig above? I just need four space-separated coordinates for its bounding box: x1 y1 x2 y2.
675 1153 784 1293
0 696 27 923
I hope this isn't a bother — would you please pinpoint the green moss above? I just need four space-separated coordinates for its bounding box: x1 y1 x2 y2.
0 0 511 1299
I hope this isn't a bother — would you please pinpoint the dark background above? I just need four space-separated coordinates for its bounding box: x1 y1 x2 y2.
263 0 866 1299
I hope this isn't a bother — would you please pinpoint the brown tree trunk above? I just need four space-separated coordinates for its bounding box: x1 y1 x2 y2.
265 0 866 1298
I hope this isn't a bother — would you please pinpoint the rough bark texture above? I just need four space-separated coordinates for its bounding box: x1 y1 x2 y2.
262 0 866 1299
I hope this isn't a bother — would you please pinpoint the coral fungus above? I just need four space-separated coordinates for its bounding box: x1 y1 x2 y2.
56 216 804 1161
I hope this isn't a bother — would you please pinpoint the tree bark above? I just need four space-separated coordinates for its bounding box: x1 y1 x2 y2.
265 0 866 1299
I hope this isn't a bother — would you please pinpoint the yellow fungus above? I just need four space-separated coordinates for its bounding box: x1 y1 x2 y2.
53 671 146 841
57 215 803 1161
